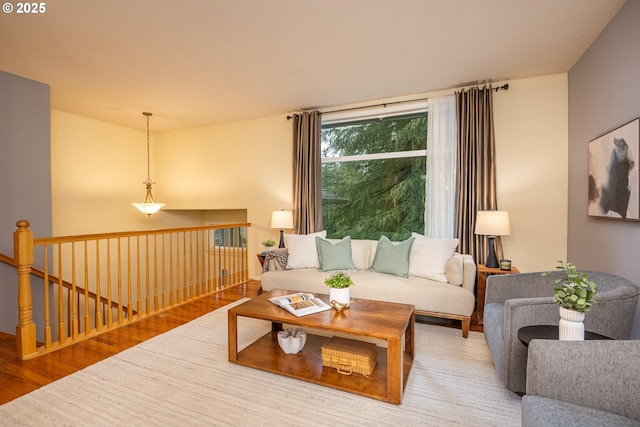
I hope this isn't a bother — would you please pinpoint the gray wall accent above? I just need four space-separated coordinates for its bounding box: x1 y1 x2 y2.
0 71 52 334
568 0 640 338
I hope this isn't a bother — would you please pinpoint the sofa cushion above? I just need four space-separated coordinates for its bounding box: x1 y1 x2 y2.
261 268 477 317
409 233 459 283
284 230 327 269
316 236 356 271
369 236 415 278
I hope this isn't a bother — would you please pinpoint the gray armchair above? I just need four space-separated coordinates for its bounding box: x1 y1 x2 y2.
483 270 639 394
522 339 640 426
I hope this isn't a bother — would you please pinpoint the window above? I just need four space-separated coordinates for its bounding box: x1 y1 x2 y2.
321 110 428 240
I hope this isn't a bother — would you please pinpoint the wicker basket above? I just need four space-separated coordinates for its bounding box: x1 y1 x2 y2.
321 336 377 376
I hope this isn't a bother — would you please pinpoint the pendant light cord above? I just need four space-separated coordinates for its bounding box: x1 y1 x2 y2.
143 112 152 183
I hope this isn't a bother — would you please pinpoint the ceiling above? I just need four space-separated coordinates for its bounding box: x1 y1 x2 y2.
0 0 625 132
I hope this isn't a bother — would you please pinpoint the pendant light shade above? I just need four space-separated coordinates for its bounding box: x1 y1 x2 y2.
133 112 165 216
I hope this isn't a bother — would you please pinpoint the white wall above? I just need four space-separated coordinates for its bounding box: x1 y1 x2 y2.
50 75 568 280
154 115 293 278
493 74 568 272
51 110 204 236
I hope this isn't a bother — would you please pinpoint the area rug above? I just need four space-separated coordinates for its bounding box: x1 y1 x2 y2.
0 299 521 426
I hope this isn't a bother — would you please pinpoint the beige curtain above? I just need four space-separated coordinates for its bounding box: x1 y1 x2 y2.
292 111 323 234
455 86 502 265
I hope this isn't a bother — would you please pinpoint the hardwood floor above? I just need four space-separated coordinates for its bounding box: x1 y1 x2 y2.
0 280 482 405
0 281 262 405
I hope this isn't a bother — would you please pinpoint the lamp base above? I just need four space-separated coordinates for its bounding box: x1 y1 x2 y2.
278 229 285 248
485 236 499 268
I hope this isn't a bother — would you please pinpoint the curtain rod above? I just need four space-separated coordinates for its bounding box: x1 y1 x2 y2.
286 83 508 120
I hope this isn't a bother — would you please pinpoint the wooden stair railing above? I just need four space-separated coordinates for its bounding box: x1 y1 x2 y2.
0 252 135 316
12 220 251 360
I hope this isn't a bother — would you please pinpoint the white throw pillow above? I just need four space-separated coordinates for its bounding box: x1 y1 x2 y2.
445 254 464 286
409 233 459 282
351 239 373 270
284 230 327 269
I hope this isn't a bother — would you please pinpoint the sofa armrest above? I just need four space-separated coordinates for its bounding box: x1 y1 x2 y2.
459 253 476 294
526 340 640 422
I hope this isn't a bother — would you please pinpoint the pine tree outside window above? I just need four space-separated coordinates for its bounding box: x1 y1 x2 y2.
321 107 428 241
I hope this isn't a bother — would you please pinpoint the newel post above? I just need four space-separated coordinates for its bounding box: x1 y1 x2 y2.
14 220 36 359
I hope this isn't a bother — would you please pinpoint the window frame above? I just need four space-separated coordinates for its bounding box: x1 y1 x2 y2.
320 101 429 239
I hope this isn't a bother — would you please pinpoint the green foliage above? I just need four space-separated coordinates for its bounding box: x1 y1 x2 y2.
324 271 355 289
321 114 427 240
543 261 599 312
261 238 276 247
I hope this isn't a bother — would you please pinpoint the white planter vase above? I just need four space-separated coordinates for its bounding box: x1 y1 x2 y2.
559 307 585 341
329 287 351 305
277 328 307 354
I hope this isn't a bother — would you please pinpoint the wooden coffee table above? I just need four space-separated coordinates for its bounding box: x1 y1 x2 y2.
228 288 415 404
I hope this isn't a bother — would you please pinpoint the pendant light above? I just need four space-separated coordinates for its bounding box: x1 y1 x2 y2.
132 112 165 216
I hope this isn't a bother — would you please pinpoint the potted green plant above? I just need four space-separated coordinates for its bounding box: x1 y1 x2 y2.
324 271 354 309
261 238 276 252
544 261 599 340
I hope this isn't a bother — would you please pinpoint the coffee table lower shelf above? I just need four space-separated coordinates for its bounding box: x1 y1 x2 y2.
231 331 413 404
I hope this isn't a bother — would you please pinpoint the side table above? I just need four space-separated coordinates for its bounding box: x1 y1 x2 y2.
518 325 612 346
476 264 520 325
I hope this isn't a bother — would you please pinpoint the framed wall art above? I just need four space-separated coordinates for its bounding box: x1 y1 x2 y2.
588 118 640 220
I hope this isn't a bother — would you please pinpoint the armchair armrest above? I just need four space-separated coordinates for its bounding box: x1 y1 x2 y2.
485 271 557 304
526 340 640 422
504 297 557 332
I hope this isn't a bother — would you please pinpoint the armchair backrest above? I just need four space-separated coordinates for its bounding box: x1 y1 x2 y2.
486 270 639 339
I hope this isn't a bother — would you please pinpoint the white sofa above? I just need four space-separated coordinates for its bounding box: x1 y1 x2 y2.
260 232 477 338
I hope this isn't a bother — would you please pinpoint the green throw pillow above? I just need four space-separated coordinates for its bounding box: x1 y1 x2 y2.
315 236 356 271
369 235 415 278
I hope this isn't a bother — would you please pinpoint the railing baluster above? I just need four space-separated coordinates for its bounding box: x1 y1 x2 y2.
224 228 230 287
106 239 112 328
161 234 166 308
206 229 211 293
127 236 132 320
57 243 65 343
71 242 78 338
199 230 204 295
136 236 142 316
183 232 188 300
43 246 51 347
83 241 89 335
215 238 221 290
233 228 239 284
153 234 159 310
187 232 192 298
117 238 123 323
145 235 150 314
95 240 102 331
169 232 175 305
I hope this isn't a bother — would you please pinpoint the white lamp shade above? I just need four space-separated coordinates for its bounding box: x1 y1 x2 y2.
475 211 511 236
133 202 165 215
271 210 294 229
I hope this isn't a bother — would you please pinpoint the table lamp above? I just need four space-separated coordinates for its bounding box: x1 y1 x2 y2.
271 210 294 248
474 210 510 268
